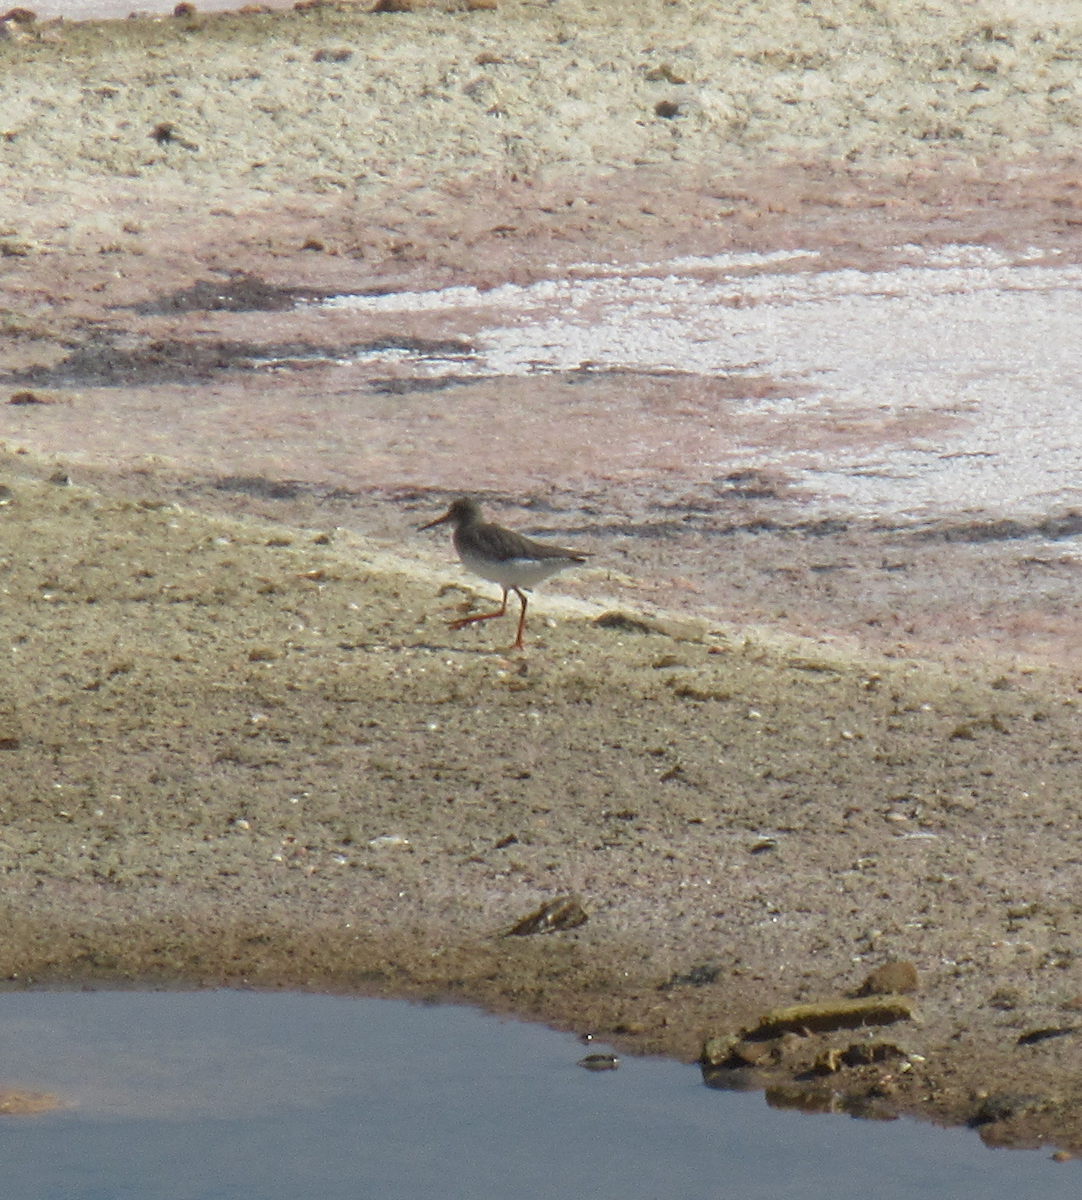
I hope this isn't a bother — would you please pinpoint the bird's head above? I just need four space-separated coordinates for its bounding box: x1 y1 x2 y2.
419 496 482 531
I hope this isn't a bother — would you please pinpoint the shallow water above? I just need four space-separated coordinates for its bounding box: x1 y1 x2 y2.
320 244 1082 523
8 242 1081 531
0 991 1076 1200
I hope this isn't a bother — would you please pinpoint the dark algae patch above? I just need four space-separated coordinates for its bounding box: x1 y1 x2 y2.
2 335 475 387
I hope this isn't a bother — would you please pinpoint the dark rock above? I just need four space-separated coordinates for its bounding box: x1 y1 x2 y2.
858 960 919 996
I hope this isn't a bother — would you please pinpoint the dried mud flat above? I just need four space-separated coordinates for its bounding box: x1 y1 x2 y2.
5 0 1082 1153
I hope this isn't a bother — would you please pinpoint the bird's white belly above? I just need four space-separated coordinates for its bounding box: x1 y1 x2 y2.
460 548 572 590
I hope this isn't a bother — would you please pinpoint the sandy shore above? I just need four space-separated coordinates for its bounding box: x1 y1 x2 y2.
5 0 1082 1150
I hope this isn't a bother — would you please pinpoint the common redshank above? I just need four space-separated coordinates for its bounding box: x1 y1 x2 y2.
420 497 587 650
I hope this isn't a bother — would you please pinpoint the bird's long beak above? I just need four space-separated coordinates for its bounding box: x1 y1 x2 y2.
419 508 452 531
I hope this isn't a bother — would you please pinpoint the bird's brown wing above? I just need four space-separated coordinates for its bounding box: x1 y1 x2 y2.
470 521 587 563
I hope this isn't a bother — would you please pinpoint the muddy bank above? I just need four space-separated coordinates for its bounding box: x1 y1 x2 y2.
1 469 1082 1149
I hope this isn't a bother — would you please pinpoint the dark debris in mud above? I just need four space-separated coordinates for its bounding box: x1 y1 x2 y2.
500 895 589 937
129 273 331 314
7 337 269 386
560 363 796 401
568 515 851 541
658 963 721 990
2 334 476 388
1016 1026 1081 1047
557 506 1082 551
969 1093 1051 1127
650 471 791 507
912 511 1082 543
213 476 308 501
366 375 480 396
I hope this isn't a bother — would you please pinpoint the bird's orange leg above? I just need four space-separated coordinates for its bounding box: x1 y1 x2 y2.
511 588 529 651
447 588 509 632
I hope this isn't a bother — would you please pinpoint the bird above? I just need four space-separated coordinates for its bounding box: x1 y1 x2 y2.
419 497 588 650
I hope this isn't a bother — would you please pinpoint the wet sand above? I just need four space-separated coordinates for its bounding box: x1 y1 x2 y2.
4 0 1082 1151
